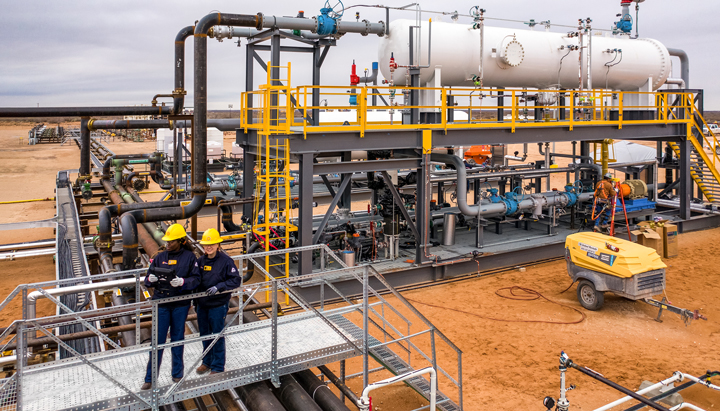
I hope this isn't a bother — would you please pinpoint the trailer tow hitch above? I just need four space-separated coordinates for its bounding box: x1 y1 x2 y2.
644 297 708 326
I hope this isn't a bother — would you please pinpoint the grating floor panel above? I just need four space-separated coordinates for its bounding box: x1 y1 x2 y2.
21 311 359 411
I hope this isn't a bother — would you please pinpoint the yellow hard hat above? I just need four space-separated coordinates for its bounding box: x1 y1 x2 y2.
199 228 223 245
162 224 188 241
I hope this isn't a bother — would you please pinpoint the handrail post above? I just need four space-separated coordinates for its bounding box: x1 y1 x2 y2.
135 275 141 345
618 91 623 129
151 299 159 410
363 265 369 390
271 279 279 387
511 90 516 133
16 321 24 411
569 91 574 131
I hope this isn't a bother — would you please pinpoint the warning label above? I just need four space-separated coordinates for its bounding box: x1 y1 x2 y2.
579 242 598 254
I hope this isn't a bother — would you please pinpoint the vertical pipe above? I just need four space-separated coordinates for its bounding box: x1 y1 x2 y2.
80 117 91 177
270 34 281 126
312 44 321 126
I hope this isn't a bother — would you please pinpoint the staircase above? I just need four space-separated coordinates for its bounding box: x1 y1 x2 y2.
667 104 720 205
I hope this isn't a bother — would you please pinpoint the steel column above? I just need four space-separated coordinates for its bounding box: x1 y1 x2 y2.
380 171 420 241
415 153 430 263
298 153 314 276
312 44 321 126
678 137 692 220
340 152 352 209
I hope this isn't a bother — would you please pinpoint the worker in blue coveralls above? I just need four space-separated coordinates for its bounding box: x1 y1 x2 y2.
141 224 200 390
195 228 241 375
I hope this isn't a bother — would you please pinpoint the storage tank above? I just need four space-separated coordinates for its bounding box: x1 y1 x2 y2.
378 19 671 91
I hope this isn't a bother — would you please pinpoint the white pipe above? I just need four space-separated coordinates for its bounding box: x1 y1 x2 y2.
682 373 720 391
358 367 436 411
665 78 686 89
670 404 706 411
26 277 145 319
593 372 683 411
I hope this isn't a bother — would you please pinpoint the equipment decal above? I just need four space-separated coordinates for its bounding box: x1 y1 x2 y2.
579 242 598 253
586 251 616 266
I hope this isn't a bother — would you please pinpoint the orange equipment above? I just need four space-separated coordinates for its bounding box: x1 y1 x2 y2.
463 145 492 164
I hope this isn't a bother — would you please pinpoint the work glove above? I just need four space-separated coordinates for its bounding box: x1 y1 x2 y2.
206 286 219 296
147 274 158 283
170 277 184 288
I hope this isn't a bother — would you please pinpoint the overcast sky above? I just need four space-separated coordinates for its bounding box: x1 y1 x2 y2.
1 0 719 110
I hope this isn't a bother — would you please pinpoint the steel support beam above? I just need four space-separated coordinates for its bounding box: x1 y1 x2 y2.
313 158 421 174
678 137 692 220
340 152 352 209
312 175 351 245
380 171 420 241
298 153 314 276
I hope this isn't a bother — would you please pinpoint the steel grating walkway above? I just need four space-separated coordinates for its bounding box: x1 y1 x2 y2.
21 308 360 411
328 314 460 411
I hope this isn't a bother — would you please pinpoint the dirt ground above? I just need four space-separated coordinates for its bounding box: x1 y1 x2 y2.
0 122 718 409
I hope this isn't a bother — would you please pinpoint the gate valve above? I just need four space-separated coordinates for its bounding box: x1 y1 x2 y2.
350 60 360 86
389 53 398 73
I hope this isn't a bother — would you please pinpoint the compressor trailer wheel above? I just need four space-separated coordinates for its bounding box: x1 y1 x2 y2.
576 279 604 311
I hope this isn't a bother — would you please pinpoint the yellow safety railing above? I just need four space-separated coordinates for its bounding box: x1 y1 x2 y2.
241 84 694 139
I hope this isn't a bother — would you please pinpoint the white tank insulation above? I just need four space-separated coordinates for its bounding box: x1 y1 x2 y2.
378 19 671 91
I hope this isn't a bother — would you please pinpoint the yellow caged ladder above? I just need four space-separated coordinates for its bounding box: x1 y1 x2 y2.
251 62 297 305
667 95 720 205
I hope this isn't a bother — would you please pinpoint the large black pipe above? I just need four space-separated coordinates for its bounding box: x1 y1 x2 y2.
220 205 243 232
0 106 171 118
120 213 139 270
80 118 91 177
569 362 671 411
174 26 195 114
193 13 261 200
89 119 171 130
294 369 352 411
236 381 287 411
274 374 323 411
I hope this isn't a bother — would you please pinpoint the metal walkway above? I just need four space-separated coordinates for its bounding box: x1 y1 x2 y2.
21 307 359 411
1 249 462 411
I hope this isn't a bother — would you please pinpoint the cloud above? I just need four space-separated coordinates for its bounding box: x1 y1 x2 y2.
1 0 718 108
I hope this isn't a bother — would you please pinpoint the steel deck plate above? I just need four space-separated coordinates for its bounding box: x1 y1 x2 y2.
22 309 360 411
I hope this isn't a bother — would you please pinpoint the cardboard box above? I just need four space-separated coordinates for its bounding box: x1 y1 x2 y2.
659 220 679 258
631 227 664 257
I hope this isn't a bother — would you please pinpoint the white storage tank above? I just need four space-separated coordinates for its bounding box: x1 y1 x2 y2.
156 129 173 153
207 128 224 160
378 19 671 91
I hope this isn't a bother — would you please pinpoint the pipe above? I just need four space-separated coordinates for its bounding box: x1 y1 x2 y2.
681 373 720 391
0 106 171 118
236 381 288 411
593 372 683 411
174 26 194 115
293 369 352 411
120 213 139 270
110 291 142 347
80 118 91 177
430 153 592 217
88 119 171 131
274 374 323 411
569 362 672 411
359 367 436 411
667 48 689 88
317 365 360 405
665 78 686 89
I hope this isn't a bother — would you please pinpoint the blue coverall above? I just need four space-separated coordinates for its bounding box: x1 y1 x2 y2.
196 252 242 373
143 248 200 383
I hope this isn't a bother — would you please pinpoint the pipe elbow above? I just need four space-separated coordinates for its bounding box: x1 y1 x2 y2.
195 13 222 35
175 25 194 42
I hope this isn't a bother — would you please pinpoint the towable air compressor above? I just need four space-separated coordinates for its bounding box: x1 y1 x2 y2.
564 232 706 325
